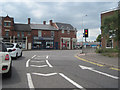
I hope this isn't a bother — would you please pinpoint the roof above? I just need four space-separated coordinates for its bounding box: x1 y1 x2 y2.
14 24 31 32
55 22 76 31
101 7 118 14
30 24 58 30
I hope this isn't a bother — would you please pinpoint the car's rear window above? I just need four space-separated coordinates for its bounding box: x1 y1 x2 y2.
5 43 14 48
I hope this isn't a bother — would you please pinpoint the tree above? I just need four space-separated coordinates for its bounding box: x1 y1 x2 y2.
96 34 101 42
101 10 119 41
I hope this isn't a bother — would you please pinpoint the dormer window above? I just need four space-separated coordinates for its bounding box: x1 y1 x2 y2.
67 30 70 34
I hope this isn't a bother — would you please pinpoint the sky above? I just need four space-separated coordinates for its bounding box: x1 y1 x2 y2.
0 0 118 42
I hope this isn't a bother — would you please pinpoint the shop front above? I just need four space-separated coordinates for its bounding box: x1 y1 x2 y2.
32 37 54 49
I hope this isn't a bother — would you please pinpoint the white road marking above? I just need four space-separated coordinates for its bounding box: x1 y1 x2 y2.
79 65 119 80
26 59 31 67
32 55 36 59
27 73 34 88
59 73 84 89
30 65 48 68
46 60 53 68
31 61 45 63
32 72 57 76
34 58 44 60
46 55 49 59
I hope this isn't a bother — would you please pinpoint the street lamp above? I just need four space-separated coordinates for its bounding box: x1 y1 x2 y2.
82 14 87 48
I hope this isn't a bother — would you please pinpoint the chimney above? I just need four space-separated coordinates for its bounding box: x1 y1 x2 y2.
49 20 53 26
43 21 46 25
28 18 30 24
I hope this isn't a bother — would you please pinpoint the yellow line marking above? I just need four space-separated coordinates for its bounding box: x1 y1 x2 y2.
110 67 120 71
75 55 104 67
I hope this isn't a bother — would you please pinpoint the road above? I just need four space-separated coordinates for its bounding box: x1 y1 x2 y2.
2 50 119 89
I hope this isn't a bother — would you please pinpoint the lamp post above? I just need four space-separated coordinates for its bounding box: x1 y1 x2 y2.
82 14 87 48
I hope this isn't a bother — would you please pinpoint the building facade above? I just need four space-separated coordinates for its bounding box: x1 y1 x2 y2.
0 15 77 50
101 8 119 49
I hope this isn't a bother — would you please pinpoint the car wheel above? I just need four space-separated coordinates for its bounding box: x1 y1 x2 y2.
3 65 12 78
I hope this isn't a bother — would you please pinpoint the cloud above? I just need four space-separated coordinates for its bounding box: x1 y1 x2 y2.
0 2 117 42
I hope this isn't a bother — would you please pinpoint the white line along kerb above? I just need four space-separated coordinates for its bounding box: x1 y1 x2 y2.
27 73 34 89
59 73 84 89
46 60 53 68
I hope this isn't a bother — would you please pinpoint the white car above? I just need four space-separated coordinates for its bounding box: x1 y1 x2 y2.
0 41 12 78
5 43 22 59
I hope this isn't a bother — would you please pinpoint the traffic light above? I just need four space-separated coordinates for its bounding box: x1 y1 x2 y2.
84 29 88 37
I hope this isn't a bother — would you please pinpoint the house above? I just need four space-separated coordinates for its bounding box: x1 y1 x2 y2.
101 8 119 49
0 15 77 50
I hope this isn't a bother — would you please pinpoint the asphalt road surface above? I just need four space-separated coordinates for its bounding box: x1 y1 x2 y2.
2 50 119 90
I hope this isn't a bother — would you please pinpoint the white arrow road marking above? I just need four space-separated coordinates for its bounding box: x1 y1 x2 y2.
27 73 34 89
46 55 49 59
59 73 84 89
30 65 48 68
46 60 53 68
79 65 119 80
26 59 31 67
31 61 45 63
32 72 57 76
32 55 36 59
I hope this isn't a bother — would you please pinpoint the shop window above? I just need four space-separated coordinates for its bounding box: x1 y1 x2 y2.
46 42 53 48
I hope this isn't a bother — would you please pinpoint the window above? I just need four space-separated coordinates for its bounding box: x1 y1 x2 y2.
62 30 64 33
22 32 24 37
28 32 31 35
8 22 11 26
5 31 9 36
4 22 7 26
38 31 42 37
17 32 20 37
67 30 70 34
51 31 54 37
106 39 113 48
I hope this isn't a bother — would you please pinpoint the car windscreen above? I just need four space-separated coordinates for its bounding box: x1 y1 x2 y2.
5 43 14 48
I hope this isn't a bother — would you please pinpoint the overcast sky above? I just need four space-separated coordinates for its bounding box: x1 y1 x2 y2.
0 0 118 42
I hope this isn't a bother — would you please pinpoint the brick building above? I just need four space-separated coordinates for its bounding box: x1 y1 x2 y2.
0 15 77 50
101 8 119 49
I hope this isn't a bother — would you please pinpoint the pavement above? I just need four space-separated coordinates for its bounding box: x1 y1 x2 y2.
77 48 119 69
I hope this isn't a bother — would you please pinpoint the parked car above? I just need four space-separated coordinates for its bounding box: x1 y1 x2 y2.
5 43 22 59
0 41 12 78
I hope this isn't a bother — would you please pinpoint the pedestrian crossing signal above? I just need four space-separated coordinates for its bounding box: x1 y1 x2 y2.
84 29 88 37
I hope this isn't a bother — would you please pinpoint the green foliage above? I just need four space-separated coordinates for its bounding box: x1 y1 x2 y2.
96 34 101 42
96 48 118 53
101 11 119 41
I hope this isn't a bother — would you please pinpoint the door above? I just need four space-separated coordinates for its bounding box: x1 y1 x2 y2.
55 42 58 49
